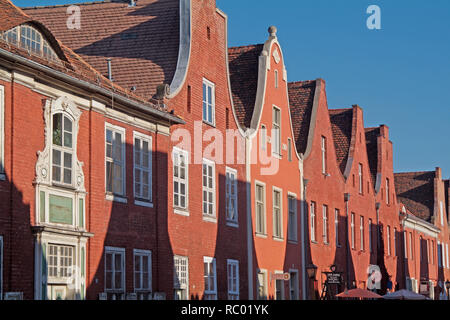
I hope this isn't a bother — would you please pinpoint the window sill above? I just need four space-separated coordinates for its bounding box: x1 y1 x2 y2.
135 200 153 208
311 240 318 244
106 194 128 204
203 215 217 224
255 233 268 239
174 208 189 217
226 221 239 228
288 240 298 245
273 236 284 242
203 120 216 128
272 153 282 160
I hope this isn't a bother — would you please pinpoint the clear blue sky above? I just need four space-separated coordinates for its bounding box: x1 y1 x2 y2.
14 0 450 178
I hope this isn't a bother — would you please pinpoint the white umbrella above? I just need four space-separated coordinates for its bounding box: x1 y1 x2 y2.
383 289 427 300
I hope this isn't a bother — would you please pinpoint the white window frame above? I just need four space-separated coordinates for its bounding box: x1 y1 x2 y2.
321 136 327 175
335 209 340 246
404 231 408 260
255 181 267 236
104 246 126 293
288 193 298 242
105 123 126 198
226 167 238 226
47 243 75 284
203 257 217 300
256 269 268 300
387 226 391 256
289 269 299 300
394 228 398 257
358 164 363 194
323 205 329 244
386 178 390 205
369 219 373 253
133 132 152 204
274 69 279 89
173 147 189 212
202 158 216 220
442 243 446 269
440 201 444 226
446 244 449 269
272 106 281 156
310 202 316 242
351 213 355 249
133 249 152 293
261 125 267 151
227 259 239 300
174 255 189 300
51 113 75 187
0 85 4 178
202 78 216 126
409 233 413 260
273 187 283 239
437 241 442 267
360 216 364 251
287 138 292 162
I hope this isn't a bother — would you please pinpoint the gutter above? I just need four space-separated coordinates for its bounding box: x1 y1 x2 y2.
0 48 185 125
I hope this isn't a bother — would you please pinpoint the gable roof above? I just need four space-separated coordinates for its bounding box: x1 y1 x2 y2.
329 108 354 175
23 0 180 100
0 0 182 123
288 80 316 155
228 44 264 129
394 171 436 223
365 127 381 188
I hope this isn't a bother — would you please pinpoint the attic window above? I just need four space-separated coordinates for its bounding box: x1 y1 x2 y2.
1 24 59 62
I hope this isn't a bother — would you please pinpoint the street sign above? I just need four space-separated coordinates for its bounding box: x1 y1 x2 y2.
271 273 291 281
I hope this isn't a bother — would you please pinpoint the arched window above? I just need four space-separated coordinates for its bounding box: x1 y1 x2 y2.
1 24 59 61
52 113 73 185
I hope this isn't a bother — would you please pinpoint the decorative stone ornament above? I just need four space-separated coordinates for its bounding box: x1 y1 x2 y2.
273 49 281 64
34 97 85 193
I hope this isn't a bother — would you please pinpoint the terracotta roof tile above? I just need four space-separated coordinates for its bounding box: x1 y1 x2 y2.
288 80 316 154
394 171 436 222
1 0 177 119
23 0 180 100
228 44 264 129
365 127 380 188
329 108 353 175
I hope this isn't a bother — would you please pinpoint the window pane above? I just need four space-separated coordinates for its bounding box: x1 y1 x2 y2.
53 114 62 146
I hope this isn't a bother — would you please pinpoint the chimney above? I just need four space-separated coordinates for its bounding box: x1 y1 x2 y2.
106 58 113 81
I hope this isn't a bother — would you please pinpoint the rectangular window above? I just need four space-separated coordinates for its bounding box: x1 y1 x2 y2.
287 138 292 162
323 205 329 244
351 213 355 249
386 178 390 205
273 188 282 239
289 271 299 300
368 219 373 253
404 231 408 260
173 148 188 210
202 159 216 218
446 244 449 269
134 250 151 292
203 257 217 300
358 164 363 194
174 256 189 300
105 247 125 292
227 260 239 300
202 79 215 125
0 85 4 176
394 228 398 257
387 226 391 256
288 195 297 242
310 202 316 242
226 168 238 224
256 183 266 235
440 201 444 226
272 107 281 156
257 270 267 300
321 136 327 174
48 244 74 281
105 124 126 196
261 125 267 151
275 278 284 300
438 242 442 267
274 69 279 89
134 133 152 202
409 233 413 260
335 209 340 246
360 216 364 251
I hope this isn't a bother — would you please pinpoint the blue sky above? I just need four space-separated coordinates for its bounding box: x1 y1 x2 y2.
14 0 450 178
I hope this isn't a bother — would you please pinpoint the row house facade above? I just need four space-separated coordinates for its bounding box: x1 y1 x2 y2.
0 0 444 300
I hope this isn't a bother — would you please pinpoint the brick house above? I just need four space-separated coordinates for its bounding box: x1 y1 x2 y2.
0 0 183 300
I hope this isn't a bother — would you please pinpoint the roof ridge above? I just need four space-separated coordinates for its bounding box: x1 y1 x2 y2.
288 80 316 86
394 171 435 175
229 44 264 50
21 0 117 10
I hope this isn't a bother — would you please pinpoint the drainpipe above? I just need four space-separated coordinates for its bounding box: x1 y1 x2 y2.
344 193 351 289
246 137 253 299
301 175 308 300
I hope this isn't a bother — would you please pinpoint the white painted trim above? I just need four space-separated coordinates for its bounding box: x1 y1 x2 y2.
133 249 152 293
203 256 217 299
168 0 192 98
104 246 126 293
172 147 189 211
227 259 240 299
288 269 300 300
272 186 283 239
225 166 238 226
173 255 189 300
287 192 298 242
255 180 267 236
202 158 216 220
